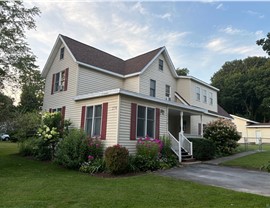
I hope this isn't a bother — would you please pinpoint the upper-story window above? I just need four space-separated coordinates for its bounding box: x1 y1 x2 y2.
159 59 163 71
54 70 65 92
51 68 69 94
60 47 65 60
137 106 155 138
195 86 200 101
202 89 207 103
165 85 171 100
150 79 156 97
85 105 102 137
209 92 213 105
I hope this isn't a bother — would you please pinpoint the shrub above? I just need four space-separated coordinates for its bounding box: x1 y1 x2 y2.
87 137 104 159
136 136 162 159
33 138 53 161
79 158 106 174
19 138 37 156
132 155 160 172
54 129 89 169
203 119 241 156
104 144 129 174
42 112 62 130
188 138 216 160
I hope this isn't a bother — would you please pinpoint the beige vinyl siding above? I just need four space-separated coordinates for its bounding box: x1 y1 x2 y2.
42 43 78 125
118 95 168 154
74 95 120 148
190 114 218 135
123 75 139 92
139 54 177 100
177 79 191 103
77 66 123 95
231 116 249 143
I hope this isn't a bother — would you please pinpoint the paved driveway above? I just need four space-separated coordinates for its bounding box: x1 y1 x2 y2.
158 164 270 197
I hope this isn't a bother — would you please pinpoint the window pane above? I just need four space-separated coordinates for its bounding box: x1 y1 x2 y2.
150 80 156 97
95 105 102 117
138 106 146 118
159 59 163 70
166 85 170 97
147 108 155 138
87 106 93 118
55 73 60 91
86 118 93 136
137 118 145 137
93 118 101 136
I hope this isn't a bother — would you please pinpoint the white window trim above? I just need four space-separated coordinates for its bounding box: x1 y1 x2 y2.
60 47 65 60
136 105 156 139
150 79 156 97
209 92 213 105
158 59 163 71
54 70 65 93
165 84 171 100
202 89 207 103
85 104 103 138
195 86 200 101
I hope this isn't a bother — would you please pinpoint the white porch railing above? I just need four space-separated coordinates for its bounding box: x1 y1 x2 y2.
168 131 193 162
180 132 193 157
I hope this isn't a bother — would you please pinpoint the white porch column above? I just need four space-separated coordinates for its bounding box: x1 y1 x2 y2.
180 111 184 134
200 114 203 136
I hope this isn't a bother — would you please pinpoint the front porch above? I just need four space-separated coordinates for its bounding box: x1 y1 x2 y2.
167 108 204 162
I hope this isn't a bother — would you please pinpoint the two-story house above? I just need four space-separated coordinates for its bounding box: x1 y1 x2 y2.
42 34 231 159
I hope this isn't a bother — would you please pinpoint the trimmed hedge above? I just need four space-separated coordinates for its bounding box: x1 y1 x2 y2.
188 138 216 161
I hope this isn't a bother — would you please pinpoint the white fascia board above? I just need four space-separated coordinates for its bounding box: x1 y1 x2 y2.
77 61 124 78
139 47 165 75
179 76 220 91
230 114 259 124
174 92 189 106
246 125 270 128
74 88 206 114
41 35 77 78
163 47 178 78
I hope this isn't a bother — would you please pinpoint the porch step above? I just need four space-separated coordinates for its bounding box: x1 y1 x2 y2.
181 148 196 162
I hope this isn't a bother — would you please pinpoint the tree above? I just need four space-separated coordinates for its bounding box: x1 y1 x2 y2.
0 1 40 89
211 56 270 122
256 32 270 56
176 67 189 76
19 69 44 112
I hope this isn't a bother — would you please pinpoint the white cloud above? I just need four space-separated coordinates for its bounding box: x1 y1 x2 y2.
220 26 242 35
216 3 223 10
245 10 265 19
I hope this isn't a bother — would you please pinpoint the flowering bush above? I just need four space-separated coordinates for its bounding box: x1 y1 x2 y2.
203 119 241 156
105 144 129 174
88 137 104 159
136 136 163 159
42 112 62 130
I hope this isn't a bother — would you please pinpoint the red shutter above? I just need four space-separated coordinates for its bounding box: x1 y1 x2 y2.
80 106 86 129
130 103 137 140
100 103 108 140
61 106 66 126
51 74 55 95
155 108 160 139
64 68 69 91
49 108 52 113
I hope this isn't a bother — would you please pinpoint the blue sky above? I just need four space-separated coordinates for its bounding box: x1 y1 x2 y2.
25 1 270 83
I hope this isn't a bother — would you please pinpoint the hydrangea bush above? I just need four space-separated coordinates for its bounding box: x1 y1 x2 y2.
203 119 241 156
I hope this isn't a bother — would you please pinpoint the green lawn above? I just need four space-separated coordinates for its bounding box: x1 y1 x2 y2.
222 144 270 170
0 142 269 208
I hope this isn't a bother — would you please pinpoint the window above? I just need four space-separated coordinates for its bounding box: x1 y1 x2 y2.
137 106 155 138
202 89 207 103
195 86 200 101
165 85 171 100
60 47 65 59
52 108 62 113
159 59 163 71
54 70 65 92
86 105 102 137
150 79 156 97
209 92 213 105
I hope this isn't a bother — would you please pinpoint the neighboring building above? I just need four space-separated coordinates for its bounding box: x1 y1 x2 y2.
231 115 270 143
42 34 231 155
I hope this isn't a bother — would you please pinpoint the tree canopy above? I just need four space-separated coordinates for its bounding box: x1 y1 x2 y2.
0 1 40 90
176 68 189 76
256 32 270 56
211 56 270 122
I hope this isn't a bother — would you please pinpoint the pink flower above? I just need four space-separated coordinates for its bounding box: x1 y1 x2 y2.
88 155 94 161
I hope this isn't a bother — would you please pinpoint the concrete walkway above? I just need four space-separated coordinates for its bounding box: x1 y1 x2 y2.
158 151 270 197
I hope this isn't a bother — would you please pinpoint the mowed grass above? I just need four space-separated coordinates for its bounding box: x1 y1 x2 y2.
223 144 270 170
0 142 269 208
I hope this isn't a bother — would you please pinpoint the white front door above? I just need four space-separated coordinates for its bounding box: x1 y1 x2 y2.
255 131 261 144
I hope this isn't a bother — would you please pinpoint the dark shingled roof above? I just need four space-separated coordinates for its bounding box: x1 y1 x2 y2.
209 105 232 119
61 35 163 75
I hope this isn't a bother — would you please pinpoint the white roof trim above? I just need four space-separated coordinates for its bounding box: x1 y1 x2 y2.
77 61 124 78
178 76 219 91
206 111 232 120
74 88 207 114
42 35 77 78
246 125 270 128
230 114 259 124
174 92 189 106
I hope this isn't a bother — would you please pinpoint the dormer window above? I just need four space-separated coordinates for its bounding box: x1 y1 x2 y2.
159 59 163 71
60 47 65 60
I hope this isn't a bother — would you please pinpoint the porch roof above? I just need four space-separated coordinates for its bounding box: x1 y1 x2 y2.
74 88 207 114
